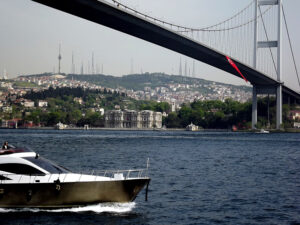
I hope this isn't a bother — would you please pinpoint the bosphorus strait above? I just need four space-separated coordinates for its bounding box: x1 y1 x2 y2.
0 129 299 224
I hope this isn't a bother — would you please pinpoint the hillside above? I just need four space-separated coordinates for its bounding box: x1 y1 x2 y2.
66 73 251 93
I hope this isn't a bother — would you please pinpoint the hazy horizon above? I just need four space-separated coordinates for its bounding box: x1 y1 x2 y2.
1 0 300 88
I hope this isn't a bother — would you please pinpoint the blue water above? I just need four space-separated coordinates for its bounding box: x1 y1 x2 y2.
0 129 299 225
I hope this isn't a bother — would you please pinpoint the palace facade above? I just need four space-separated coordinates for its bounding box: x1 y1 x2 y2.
104 110 162 129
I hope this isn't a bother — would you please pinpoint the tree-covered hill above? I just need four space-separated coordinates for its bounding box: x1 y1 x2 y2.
19 72 251 94
66 73 251 92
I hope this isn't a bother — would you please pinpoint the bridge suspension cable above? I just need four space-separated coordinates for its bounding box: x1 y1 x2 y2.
106 0 298 89
282 4 300 88
110 0 271 32
176 5 273 33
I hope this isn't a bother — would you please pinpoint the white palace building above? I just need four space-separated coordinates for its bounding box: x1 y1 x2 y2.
104 110 162 129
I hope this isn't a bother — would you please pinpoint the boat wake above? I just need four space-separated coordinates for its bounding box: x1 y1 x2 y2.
0 202 136 214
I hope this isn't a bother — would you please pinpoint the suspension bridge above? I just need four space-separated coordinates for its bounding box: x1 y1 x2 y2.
32 0 300 129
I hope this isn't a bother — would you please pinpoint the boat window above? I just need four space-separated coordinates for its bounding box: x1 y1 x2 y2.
23 157 71 174
0 163 45 175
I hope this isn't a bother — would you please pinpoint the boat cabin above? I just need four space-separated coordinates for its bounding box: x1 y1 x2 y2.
0 146 70 179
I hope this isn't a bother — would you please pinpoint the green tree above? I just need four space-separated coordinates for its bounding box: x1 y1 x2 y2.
178 105 193 127
165 112 181 128
154 102 171 113
46 112 64 126
65 109 82 125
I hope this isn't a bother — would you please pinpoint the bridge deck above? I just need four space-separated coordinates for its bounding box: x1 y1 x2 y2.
33 0 300 99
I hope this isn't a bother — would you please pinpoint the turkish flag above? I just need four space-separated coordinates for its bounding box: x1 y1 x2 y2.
226 56 248 83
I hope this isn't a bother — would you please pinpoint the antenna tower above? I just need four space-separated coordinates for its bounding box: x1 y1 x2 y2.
58 44 62 74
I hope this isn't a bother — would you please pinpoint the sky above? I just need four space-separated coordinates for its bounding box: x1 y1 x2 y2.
0 0 300 89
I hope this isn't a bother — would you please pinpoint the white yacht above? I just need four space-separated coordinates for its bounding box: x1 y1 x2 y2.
0 145 150 208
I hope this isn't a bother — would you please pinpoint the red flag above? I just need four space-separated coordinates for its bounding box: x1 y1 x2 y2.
226 56 248 82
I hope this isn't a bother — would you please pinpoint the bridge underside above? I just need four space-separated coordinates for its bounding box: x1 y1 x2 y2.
33 0 300 100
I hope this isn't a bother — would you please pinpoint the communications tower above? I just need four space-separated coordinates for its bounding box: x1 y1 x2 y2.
58 44 62 74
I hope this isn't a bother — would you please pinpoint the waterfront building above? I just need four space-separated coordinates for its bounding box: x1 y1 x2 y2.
105 110 124 128
293 122 300 128
140 110 162 129
153 111 163 128
104 110 162 129
1 119 20 128
123 110 140 128
140 110 153 128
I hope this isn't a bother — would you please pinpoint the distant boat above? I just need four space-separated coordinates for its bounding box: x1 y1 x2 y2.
186 123 199 131
256 129 270 134
55 122 67 130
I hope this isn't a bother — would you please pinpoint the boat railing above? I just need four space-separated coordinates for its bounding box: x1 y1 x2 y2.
0 174 46 184
0 168 149 184
88 168 149 179
86 157 150 179
0 158 150 183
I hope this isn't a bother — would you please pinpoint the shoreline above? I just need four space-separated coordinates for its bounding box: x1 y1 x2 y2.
1 127 300 132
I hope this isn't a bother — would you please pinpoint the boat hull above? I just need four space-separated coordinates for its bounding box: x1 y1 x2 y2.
0 178 150 208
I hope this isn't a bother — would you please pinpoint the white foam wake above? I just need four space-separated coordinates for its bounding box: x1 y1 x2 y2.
0 202 136 214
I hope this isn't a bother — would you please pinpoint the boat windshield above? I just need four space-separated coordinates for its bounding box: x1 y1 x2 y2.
0 145 33 152
23 157 71 174
18 146 34 152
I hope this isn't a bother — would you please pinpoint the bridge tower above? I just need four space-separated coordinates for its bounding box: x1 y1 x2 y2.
252 0 283 129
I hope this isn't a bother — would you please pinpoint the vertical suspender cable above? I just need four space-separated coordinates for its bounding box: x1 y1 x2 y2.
282 5 300 87
259 6 277 76
247 7 250 65
243 10 246 63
